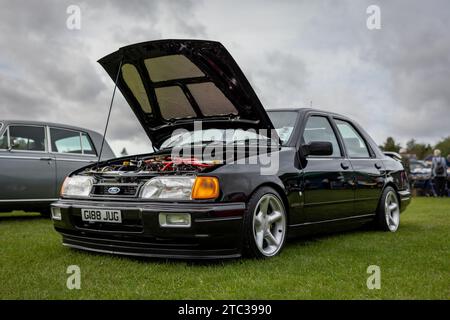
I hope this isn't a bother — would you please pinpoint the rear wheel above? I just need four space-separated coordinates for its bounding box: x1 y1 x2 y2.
376 186 400 232
243 187 287 258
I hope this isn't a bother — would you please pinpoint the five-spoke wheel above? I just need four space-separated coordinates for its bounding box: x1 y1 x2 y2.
376 186 400 232
244 187 287 258
384 190 400 232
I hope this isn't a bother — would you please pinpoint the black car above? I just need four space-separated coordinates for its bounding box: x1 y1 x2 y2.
52 40 411 259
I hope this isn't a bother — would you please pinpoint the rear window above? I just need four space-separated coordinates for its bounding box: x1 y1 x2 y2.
50 128 97 155
81 133 96 155
334 119 370 158
50 128 82 154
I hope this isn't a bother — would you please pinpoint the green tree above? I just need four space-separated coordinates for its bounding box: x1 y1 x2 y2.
406 139 433 160
381 137 401 153
434 136 450 158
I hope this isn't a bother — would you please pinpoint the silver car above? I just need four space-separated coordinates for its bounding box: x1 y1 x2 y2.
0 120 115 215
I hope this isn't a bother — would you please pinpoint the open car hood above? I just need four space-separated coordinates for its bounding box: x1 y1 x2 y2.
98 39 275 148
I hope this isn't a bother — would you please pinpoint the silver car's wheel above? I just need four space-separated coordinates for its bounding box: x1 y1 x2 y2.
252 194 286 257
385 190 400 232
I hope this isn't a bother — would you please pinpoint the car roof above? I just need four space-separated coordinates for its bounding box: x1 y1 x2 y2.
0 119 102 137
266 107 351 119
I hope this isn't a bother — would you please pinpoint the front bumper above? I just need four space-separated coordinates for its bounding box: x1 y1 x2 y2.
52 199 245 259
398 190 412 212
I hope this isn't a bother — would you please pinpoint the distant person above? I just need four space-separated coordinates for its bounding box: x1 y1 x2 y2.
431 149 447 197
447 154 450 192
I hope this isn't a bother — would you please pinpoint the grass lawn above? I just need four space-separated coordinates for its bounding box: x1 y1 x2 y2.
0 198 448 299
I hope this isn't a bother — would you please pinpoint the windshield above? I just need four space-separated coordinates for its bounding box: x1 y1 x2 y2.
159 111 298 149
410 161 430 171
267 111 298 144
160 128 273 149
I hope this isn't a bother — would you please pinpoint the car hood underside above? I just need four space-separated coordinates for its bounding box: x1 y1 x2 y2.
98 39 275 148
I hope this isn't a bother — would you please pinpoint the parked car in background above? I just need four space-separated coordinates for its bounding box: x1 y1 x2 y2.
408 159 432 193
0 121 115 215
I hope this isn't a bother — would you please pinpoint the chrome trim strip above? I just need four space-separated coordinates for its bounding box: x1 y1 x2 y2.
304 198 354 207
0 198 58 203
54 157 95 163
0 155 44 160
51 153 97 158
289 213 375 227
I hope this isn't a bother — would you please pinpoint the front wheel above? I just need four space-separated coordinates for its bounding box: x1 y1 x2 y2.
376 186 400 232
243 187 287 258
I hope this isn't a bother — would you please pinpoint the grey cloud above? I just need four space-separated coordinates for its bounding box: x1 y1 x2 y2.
0 0 206 155
249 51 308 108
0 0 448 155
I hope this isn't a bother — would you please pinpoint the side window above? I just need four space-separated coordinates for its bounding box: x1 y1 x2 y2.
50 128 82 154
334 119 370 158
9 126 46 151
302 116 341 157
81 133 96 155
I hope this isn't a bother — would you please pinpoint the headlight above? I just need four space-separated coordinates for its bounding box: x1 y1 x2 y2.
140 176 220 200
61 176 94 197
141 176 195 200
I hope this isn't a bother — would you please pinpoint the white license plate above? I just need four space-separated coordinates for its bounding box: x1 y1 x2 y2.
81 209 122 223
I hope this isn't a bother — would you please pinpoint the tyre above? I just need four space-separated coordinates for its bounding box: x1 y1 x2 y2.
243 187 287 258
376 186 400 232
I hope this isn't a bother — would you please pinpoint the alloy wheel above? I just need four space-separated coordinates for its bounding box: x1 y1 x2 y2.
385 190 400 232
252 194 286 256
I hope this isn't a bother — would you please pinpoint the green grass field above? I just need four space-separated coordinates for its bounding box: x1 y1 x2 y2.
0 198 448 300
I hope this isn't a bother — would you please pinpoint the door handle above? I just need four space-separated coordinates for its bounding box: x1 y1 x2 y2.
40 157 53 161
341 162 350 170
375 163 382 169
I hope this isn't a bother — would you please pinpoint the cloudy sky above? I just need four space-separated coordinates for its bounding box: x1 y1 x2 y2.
0 0 449 155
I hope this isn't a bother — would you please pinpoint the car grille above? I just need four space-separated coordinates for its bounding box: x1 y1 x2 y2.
90 184 139 197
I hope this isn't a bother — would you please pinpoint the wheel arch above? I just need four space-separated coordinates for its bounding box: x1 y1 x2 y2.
250 181 290 223
381 182 401 209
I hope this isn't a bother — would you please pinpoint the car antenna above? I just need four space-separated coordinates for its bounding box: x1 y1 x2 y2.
97 57 124 168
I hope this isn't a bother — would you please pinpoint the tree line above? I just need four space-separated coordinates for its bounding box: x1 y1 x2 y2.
380 136 450 160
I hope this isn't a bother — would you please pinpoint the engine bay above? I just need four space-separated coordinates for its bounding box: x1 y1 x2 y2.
83 154 222 178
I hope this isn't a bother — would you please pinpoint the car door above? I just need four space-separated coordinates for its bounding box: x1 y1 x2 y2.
0 124 56 201
333 118 384 215
49 127 98 194
301 115 355 223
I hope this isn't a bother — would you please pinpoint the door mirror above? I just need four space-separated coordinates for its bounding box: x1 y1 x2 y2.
301 141 333 157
